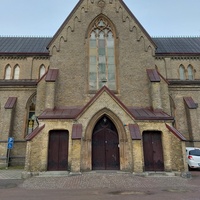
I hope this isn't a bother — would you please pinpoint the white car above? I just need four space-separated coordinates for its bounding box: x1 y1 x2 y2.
186 147 200 170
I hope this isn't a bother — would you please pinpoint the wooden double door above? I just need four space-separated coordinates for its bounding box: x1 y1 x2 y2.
143 131 164 171
48 130 69 171
92 116 120 170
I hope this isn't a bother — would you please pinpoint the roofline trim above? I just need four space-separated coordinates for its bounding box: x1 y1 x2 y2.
155 52 200 56
0 52 49 56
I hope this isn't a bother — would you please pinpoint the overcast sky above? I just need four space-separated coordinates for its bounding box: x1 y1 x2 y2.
0 0 200 37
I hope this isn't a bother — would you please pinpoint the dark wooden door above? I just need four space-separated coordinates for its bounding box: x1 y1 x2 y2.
143 132 164 171
48 130 69 171
92 118 120 170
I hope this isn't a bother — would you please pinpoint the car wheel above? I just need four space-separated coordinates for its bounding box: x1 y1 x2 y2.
188 165 193 171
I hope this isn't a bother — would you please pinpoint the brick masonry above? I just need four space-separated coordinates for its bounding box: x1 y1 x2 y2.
0 0 197 172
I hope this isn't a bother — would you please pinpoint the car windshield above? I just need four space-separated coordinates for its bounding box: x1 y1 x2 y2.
189 149 200 156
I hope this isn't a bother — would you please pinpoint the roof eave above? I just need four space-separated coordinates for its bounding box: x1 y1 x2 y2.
155 52 200 56
0 52 49 56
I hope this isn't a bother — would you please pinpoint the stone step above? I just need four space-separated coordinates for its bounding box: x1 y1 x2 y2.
38 171 70 177
144 172 176 177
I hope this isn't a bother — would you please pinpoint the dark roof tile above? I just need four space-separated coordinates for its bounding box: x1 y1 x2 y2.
4 97 17 109
153 37 200 54
72 124 82 140
0 36 200 55
128 124 142 140
183 97 198 109
26 124 45 141
38 107 83 119
128 107 174 120
166 124 186 141
0 37 51 55
45 69 59 82
146 69 161 82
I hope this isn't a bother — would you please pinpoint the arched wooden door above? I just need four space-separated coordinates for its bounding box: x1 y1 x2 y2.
92 116 120 170
143 131 164 171
48 130 69 171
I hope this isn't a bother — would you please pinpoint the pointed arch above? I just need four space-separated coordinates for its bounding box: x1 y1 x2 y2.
4 64 11 79
86 14 118 39
87 14 118 91
84 108 127 141
80 108 131 171
147 45 155 56
39 64 46 78
187 64 194 80
60 36 66 44
13 64 20 79
92 114 120 170
51 45 59 55
25 93 37 135
179 64 186 80
130 26 138 39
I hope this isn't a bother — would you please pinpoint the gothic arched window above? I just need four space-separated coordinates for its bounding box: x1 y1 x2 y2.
39 65 46 78
89 17 116 91
187 65 194 80
13 65 20 79
26 95 36 135
5 65 11 80
179 65 186 80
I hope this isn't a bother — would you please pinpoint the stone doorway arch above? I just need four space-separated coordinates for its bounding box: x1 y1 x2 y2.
92 115 120 170
80 108 132 172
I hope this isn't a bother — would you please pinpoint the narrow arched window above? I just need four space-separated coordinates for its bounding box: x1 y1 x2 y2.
26 95 36 135
13 65 20 79
5 65 11 79
89 17 116 91
39 65 46 78
179 65 186 80
188 65 194 80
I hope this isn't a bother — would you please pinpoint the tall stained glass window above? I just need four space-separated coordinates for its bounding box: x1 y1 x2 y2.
89 17 116 91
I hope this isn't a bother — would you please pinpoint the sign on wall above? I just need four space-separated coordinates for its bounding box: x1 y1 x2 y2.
7 137 14 149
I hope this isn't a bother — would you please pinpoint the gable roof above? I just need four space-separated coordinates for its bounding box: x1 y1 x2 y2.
0 37 51 55
38 86 173 121
46 0 157 49
153 37 200 55
26 124 45 141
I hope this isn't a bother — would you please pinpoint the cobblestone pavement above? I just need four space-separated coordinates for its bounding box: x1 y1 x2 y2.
21 173 196 190
0 169 23 179
0 170 200 200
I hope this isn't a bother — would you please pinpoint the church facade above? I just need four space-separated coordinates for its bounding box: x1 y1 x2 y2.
1 0 200 174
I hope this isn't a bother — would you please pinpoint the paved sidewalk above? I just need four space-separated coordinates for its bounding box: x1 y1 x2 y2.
0 169 199 191
20 172 197 191
1 170 200 200
0 170 23 179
